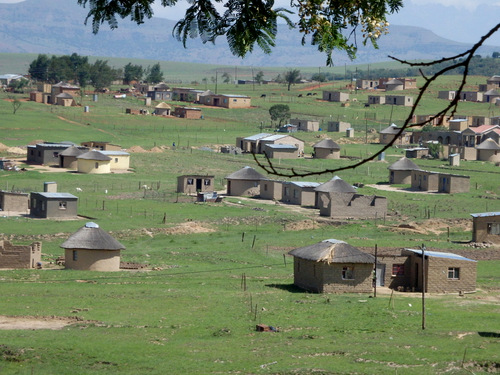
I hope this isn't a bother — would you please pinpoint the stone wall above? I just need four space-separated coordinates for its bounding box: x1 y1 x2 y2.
0 240 42 269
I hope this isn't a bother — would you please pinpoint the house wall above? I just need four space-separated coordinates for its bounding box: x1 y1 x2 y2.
289 119 319 132
174 108 202 119
259 136 304 153
379 132 410 145
260 180 282 201
477 149 500 163
226 179 260 196
318 192 387 219
438 174 470 193
27 145 69 165
30 194 78 218
322 263 374 293
377 255 413 290
177 176 214 194
389 170 412 185
327 121 350 132
293 258 323 292
314 148 340 159
368 96 385 105
322 91 349 102
61 155 78 169
0 241 41 269
460 91 483 102
385 95 414 106
438 91 456 100
472 215 500 243
0 191 29 213
265 148 298 159
64 249 121 271
77 159 111 174
107 155 130 170
411 170 439 191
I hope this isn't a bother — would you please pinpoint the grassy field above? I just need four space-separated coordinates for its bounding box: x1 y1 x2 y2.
1 73 500 374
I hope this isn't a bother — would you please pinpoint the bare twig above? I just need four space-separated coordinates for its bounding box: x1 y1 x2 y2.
253 22 500 179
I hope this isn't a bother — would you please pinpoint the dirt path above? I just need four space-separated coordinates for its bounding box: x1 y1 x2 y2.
0 315 83 330
366 184 438 194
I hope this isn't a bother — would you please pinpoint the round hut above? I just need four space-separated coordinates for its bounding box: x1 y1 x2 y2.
59 146 85 169
314 176 356 209
385 79 404 91
476 138 500 163
313 138 341 159
77 150 112 174
154 102 172 116
388 157 420 184
61 222 125 271
225 166 266 196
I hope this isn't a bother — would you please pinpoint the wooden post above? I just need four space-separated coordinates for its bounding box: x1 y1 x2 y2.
283 254 286 267
421 244 426 330
252 235 256 249
373 244 378 298
241 232 245 242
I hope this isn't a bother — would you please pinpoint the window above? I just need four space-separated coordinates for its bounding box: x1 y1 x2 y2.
73 250 78 261
53 152 59 158
487 223 500 235
342 266 354 280
392 264 405 276
95 162 99 169
293 189 299 199
263 184 268 192
448 267 460 280
204 179 211 186
187 178 194 185
115 158 118 163
59 201 67 210
284 187 289 196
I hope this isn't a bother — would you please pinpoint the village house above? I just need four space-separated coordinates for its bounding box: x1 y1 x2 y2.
449 118 469 132
322 91 349 102
55 92 77 106
172 87 204 102
411 169 440 191
177 175 215 194
288 118 320 132
438 173 470 193
237 133 270 153
76 150 112 174
384 78 404 91
476 138 500 163
173 106 202 119
260 179 282 201
379 77 417 91
59 146 86 169
471 116 491 127
0 73 25 86
405 147 429 159
153 102 172 116
379 124 411 145
388 157 420 184
61 222 125 271
201 93 251 109
368 95 386 105
238 133 304 155
314 176 355 207
460 91 483 102
356 79 379 90
483 89 500 103
27 142 78 165
0 240 41 269
147 88 173 101
385 95 414 107
281 181 320 206
313 139 341 159
0 190 29 215
288 239 375 293
461 125 500 147
80 141 122 151
99 151 130 170
225 166 265 196
262 144 300 159
327 121 351 132
471 212 500 244
30 191 78 219
438 91 456 100
377 249 476 293
50 82 80 104
276 124 298 133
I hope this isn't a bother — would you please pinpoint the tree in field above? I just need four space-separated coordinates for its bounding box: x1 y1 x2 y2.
493 52 500 58
77 0 402 65
221 72 232 84
255 71 264 84
89 59 118 91
284 69 301 91
145 63 164 83
8 95 22 114
123 63 144 84
8 79 29 93
29 54 50 82
69 53 90 87
269 104 290 127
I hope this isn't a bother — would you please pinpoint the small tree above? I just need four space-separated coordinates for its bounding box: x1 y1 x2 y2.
124 63 144 84
493 52 500 58
255 71 264 84
8 95 22 114
146 63 164 83
284 69 301 91
221 72 232 84
269 104 290 127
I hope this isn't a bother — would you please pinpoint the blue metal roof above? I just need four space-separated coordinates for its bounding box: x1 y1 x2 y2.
265 144 297 149
100 151 130 156
470 212 500 218
261 134 288 141
404 248 476 262
286 181 321 188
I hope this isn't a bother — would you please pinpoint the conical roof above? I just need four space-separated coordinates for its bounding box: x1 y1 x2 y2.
60 146 84 157
76 150 112 161
388 157 420 171
380 124 403 134
155 102 171 109
60 222 125 250
477 138 500 150
289 239 374 264
484 89 500 96
226 166 266 180
313 138 340 150
314 176 356 193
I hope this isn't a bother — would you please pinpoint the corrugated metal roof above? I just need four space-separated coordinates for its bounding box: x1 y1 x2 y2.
243 133 272 141
286 181 320 188
34 192 78 199
261 134 287 141
99 151 130 156
404 248 476 262
470 212 500 218
264 144 297 149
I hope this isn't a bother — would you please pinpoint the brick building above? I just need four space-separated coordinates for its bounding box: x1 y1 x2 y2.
470 212 500 244
0 240 42 269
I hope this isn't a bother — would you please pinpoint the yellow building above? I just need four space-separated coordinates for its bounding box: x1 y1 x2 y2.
76 150 112 174
100 151 130 170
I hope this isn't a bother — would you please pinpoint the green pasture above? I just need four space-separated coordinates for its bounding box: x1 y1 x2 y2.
1 73 500 374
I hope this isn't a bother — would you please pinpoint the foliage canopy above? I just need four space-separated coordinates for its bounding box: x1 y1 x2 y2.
77 0 403 65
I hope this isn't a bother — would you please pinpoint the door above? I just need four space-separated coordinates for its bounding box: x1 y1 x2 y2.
196 178 202 191
376 264 385 287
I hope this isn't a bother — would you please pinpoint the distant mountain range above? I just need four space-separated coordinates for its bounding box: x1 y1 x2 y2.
0 0 499 67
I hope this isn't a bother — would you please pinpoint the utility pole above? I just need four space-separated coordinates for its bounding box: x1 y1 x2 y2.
421 244 426 330
373 244 378 298
215 70 218 94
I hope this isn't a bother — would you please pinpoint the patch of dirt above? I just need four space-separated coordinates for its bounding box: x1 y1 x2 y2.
149 146 163 153
28 139 44 145
367 184 438 194
0 142 8 151
0 315 90 330
159 221 216 235
6 147 26 155
127 145 147 153
283 219 324 231
382 218 472 236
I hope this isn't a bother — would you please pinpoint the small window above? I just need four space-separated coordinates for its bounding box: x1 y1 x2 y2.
115 158 118 163
204 179 211 186
342 266 354 280
293 189 299 199
264 184 268 191
187 178 194 185
73 250 78 261
392 264 405 276
448 267 460 280
95 162 99 169
59 201 67 210
53 152 59 158
284 187 289 196
487 223 500 235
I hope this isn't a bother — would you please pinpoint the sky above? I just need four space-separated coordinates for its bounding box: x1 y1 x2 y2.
1 0 499 46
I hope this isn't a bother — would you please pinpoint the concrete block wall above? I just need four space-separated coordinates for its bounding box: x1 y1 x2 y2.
0 240 41 269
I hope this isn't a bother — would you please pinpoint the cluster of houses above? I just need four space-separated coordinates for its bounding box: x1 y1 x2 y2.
30 82 80 106
388 157 470 193
438 75 500 104
27 141 130 173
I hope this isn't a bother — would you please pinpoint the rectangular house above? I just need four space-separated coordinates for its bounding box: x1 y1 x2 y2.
471 212 500 244
177 175 215 194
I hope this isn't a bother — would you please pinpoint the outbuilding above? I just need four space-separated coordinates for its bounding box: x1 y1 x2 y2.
313 138 341 159
388 157 420 184
471 212 500 244
225 166 266 196
61 222 125 271
77 150 112 174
